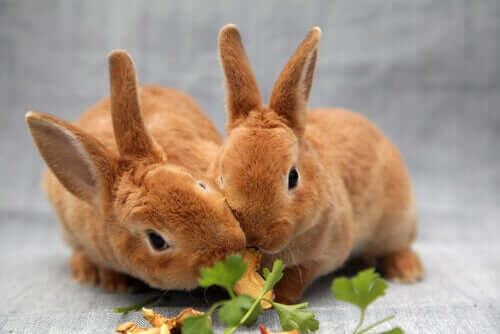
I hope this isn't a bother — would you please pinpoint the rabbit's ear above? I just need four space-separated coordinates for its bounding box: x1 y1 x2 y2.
269 27 321 135
218 24 263 130
26 111 117 206
108 50 163 160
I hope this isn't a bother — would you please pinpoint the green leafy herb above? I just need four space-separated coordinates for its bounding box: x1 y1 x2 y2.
271 301 319 333
180 254 318 334
240 300 262 327
217 295 258 327
331 268 387 311
261 260 285 295
114 259 409 333
182 314 214 334
199 255 248 298
331 268 404 334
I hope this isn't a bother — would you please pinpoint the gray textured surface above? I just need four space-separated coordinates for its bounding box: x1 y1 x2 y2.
0 1 499 333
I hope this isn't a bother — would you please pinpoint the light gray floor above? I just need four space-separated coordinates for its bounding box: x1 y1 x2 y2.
1 1 499 333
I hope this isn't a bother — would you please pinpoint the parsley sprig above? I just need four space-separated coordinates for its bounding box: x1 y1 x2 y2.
182 255 319 334
114 258 406 333
331 268 404 334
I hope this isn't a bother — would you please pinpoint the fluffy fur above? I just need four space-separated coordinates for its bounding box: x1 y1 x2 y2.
210 25 423 303
26 50 245 292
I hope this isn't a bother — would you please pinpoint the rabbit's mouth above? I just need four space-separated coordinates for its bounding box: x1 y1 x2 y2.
224 200 293 254
246 246 260 253
254 246 284 255
224 199 239 221
246 219 293 255
248 239 289 255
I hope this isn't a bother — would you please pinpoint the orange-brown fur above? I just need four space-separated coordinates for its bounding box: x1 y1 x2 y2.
210 25 423 303
26 50 245 292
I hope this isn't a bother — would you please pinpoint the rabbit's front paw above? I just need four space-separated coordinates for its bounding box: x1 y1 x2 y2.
379 248 424 283
274 265 313 304
274 286 301 305
98 267 132 293
69 250 98 284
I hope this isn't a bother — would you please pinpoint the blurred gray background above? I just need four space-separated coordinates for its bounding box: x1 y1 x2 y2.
0 1 499 333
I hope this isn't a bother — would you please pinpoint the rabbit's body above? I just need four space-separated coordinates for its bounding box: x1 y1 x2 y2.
306 108 416 254
28 52 245 292
212 25 423 303
263 108 417 276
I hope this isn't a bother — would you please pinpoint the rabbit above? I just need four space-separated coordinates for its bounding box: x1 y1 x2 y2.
209 24 424 304
26 50 246 293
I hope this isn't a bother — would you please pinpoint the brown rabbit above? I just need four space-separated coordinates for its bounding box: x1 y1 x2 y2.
26 50 245 292
210 25 424 303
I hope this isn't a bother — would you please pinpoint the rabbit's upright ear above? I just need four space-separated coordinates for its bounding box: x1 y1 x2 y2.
108 50 163 161
218 24 263 131
269 27 321 135
26 112 117 206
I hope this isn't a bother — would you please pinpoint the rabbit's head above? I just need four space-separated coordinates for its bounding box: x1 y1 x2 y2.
27 51 245 290
210 25 324 254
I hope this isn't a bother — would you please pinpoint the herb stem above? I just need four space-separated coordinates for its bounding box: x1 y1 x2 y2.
207 300 229 316
238 290 265 328
113 293 164 313
223 325 239 334
357 315 395 334
353 309 366 334
227 288 236 300
266 299 308 309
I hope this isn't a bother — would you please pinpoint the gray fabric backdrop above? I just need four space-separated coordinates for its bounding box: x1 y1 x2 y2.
0 1 499 333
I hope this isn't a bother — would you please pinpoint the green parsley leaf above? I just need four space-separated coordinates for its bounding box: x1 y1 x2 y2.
262 267 270 279
331 268 387 311
217 295 260 327
181 314 214 334
262 259 285 295
199 255 247 296
272 301 320 333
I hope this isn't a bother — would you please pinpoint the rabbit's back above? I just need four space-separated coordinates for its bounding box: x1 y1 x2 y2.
306 108 415 249
77 85 222 176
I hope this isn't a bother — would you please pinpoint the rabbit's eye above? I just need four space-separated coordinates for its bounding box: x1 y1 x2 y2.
197 181 209 191
146 230 169 251
288 167 299 190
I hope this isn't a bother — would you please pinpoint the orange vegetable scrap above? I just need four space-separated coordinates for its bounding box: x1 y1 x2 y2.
234 248 275 309
259 324 299 334
115 307 203 334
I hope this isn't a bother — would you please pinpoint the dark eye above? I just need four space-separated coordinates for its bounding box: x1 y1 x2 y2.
288 167 299 190
147 230 169 251
197 181 208 191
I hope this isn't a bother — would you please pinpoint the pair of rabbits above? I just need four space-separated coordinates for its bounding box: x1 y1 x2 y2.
27 25 423 303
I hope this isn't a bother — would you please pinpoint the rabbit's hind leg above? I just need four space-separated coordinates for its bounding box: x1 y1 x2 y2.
373 141 424 283
378 248 423 283
375 215 424 283
361 210 424 283
98 266 132 293
69 250 98 285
